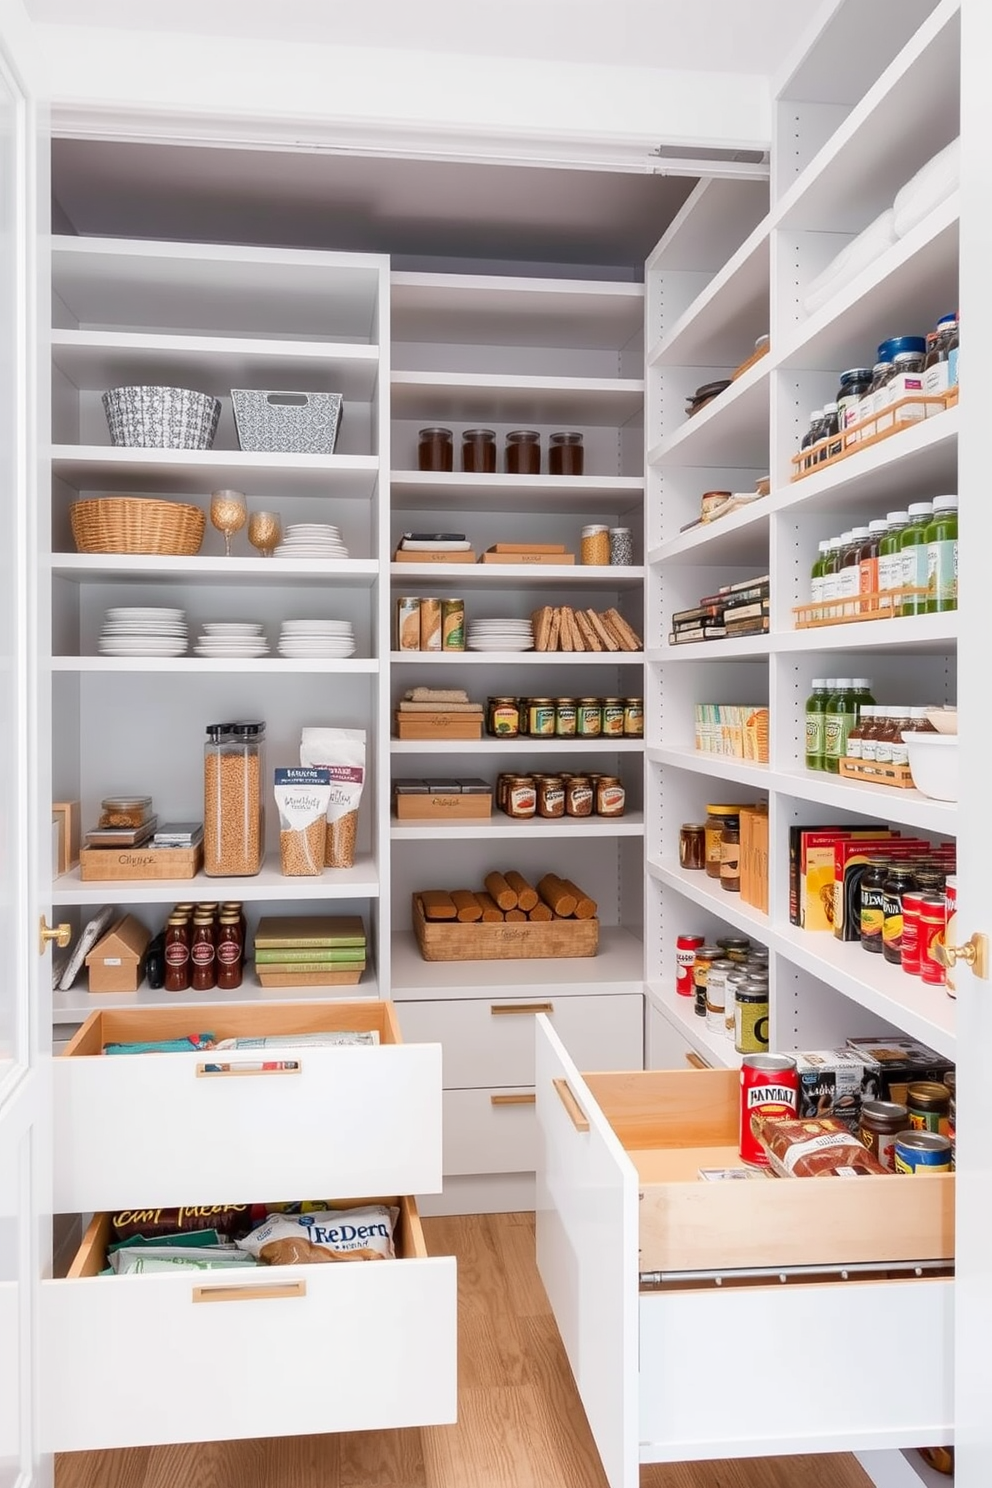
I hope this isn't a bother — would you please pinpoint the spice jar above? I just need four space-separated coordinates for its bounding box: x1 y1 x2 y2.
537 775 565 818
554 698 577 737
215 912 244 991
581 524 610 565
576 699 602 737
595 776 625 817
505 430 541 474
720 817 741 893
623 698 643 737
609 528 633 566
565 775 594 817
506 776 537 819
487 696 520 738
203 722 265 877
418 427 453 472
462 428 496 473
704 804 742 880
549 431 584 476
679 823 706 871
601 698 625 738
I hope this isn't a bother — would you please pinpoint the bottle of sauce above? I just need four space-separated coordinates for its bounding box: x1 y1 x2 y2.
846 706 875 760
924 314 959 398
876 706 911 767
824 680 856 773
215 912 244 991
804 678 831 771
858 519 889 614
836 367 874 447
803 410 826 470
891 708 938 767
820 401 841 460
859 706 885 763
925 494 958 613
899 500 934 616
163 914 191 993
839 527 870 616
857 362 888 441
877 511 910 608
190 911 217 992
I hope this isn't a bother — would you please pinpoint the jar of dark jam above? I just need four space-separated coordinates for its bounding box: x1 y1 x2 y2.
679 823 706 871
565 775 594 816
537 775 565 818
548 431 584 476
505 430 541 474
462 428 496 473
418 427 453 472
860 858 890 953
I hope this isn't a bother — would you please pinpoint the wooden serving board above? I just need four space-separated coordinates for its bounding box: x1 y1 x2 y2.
78 844 204 881
413 893 598 961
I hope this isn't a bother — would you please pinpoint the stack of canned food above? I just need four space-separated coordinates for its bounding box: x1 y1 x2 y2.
496 770 625 819
675 933 770 1052
487 695 642 739
860 856 957 992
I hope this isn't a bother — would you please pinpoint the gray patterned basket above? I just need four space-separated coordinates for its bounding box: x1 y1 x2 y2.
102 386 221 450
231 389 343 454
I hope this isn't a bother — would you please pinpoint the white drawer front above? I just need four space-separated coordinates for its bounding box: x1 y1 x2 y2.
54 1042 442 1212
398 993 643 1090
41 1251 457 1451
443 1088 538 1176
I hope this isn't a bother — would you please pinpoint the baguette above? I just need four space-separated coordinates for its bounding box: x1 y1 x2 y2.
560 878 597 919
484 870 518 912
420 890 457 921
505 908 528 922
574 610 601 651
604 607 642 651
504 871 538 913
527 901 553 922
587 609 620 652
538 873 577 918
450 889 483 923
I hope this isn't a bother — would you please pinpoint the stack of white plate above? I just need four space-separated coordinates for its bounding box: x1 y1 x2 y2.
99 607 188 657
278 620 356 658
274 524 349 559
467 619 534 652
194 622 270 658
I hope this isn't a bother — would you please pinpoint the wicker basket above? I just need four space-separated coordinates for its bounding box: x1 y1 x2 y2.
70 497 206 556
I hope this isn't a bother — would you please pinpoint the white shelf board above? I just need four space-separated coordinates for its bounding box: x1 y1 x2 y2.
388 924 644 1001
646 178 769 275
390 371 644 425
391 737 644 756
647 359 770 468
390 471 643 514
52 970 379 1023
774 0 961 232
390 272 644 350
389 562 644 589
652 636 770 662
52 854 380 906
776 612 958 655
647 858 772 942
51 554 379 587
776 922 955 1057
389 650 644 666
774 195 959 372
646 980 742 1070
648 223 769 369
772 405 958 518
53 656 379 675
647 746 772 791
649 502 770 567
391 811 644 841
51 446 380 500
774 767 957 835
50 329 380 401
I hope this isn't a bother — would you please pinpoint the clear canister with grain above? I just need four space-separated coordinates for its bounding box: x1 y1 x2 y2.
203 722 265 878
581 524 610 565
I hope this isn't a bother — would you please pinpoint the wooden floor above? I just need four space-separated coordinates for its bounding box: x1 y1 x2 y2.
56 1211 873 1488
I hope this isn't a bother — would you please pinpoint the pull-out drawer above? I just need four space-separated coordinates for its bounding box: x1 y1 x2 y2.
55 1002 442 1212
535 1017 954 1488
398 992 643 1090
40 1197 456 1453
443 1087 539 1175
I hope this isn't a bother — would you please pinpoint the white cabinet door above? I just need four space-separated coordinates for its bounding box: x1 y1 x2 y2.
0 10 48 1487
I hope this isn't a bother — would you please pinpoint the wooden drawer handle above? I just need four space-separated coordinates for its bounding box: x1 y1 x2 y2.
196 1061 302 1078
553 1077 590 1132
490 1002 554 1016
685 1052 710 1070
192 1279 307 1304
491 1092 536 1107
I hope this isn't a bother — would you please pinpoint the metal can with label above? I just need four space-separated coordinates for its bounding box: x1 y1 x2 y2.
918 894 948 986
944 875 958 998
675 934 704 998
907 1080 951 1135
705 961 730 1033
739 1053 799 1166
734 980 769 1054
692 944 725 1018
441 597 465 651
893 1130 952 1173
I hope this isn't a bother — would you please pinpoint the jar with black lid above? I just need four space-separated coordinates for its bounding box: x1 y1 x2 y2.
836 367 873 447
860 858 891 953
717 935 751 961
882 864 918 966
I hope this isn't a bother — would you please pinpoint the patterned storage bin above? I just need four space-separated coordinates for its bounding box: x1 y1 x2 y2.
102 386 221 450
231 389 343 454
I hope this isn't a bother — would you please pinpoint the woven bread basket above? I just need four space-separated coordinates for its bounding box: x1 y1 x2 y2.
70 497 206 556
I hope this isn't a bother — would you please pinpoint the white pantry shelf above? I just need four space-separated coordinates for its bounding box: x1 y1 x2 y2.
51 446 380 500
776 612 958 655
647 222 769 370
390 271 644 350
388 924 644 1002
391 738 644 756
390 812 645 841
390 471 644 514
646 980 742 1071
52 656 379 674
390 370 644 425
52 854 380 906
389 563 644 589
389 650 643 667
647 357 770 469
649 502 770 567
647 858 772 943
51 554 379 586
647 746 772 791
653 635 770 662
52 970 380 1023
774 767 957 836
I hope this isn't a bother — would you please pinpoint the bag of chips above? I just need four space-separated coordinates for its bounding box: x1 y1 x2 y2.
238 1205 398 1264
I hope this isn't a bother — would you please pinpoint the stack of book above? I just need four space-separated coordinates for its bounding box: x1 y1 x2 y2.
669 574 770 644
252 915 367 988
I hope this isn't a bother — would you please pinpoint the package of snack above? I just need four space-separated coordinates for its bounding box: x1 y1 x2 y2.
238 1205 398 1264
274 767 331 876
213 1032 379 1050
299 728 366 868
751 1115 887 1177
109 1206 257 1241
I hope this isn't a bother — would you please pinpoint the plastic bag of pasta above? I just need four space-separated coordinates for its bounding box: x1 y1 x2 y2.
299 728 366 867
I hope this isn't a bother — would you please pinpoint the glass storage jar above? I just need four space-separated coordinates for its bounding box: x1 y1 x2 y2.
418 427 453 472
505 429 541 474
581 524 610 565
549 431 584 475
704 803 742 880
203 722 265 878
462 428 496 473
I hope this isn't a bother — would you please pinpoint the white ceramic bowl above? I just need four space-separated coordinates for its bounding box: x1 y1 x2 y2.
902 731 958 801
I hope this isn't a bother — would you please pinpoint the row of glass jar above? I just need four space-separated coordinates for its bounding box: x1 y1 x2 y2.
487 695 643 739
498 771 625 819
418 427 584 475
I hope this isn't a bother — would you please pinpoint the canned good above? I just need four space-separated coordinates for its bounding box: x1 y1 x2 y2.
882 866 917 965
705 961 730 1032
724 970 750 1037
601 699 625 738
576 699 602 737
734 981 769 1054
441 597 465 651
527 698 555 737
739 1053 799 1166
692 943 724 1017
396 595 421 651
487 697 520 738
419 596 442 651
506 776 536 819
537 775 565 818
944 875 958 998
907 1080 951 1135
595 776 625 817
554 698 577 737
900 888 925 977
717 936 751 962
623 698 644 737
675 934 705 998
893 1130 952 1173
565 776 593 817
918 895 948 986
859 1100 908 1170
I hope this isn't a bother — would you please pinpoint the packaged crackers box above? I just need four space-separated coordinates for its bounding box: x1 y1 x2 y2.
800 827 895 931
789 824 889 927
845 1037 955 1106
794 1050 868 1130
832 836 930 941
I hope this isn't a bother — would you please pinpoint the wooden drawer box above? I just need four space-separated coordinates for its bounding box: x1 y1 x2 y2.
413 893 598 961
54 1001 442 1213
535 1017 954 1484
394 790 492 821
78 844 203 881
40 1198 456 1453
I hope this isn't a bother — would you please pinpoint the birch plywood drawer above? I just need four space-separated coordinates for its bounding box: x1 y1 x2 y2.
534 1017 954 1488
54 1002 442 1212
40 1199 457 1453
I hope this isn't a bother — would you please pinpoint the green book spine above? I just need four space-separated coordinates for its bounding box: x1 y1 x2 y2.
255 962 366 976
254 947 366 964
252 935 366 950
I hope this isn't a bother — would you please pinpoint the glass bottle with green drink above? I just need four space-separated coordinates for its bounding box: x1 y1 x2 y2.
925 493 958 612
805 678 831 771
821 533 851 610
877 511 909 607
898 500 934 616
810 539 831 617
824 679 857 773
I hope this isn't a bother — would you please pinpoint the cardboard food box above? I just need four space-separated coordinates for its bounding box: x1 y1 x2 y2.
393 711 483 740
794 1050 868 1130
78 843 204 881
846 1037 955 1107
52 800 80 874
86 913 151 993
740 803 769 913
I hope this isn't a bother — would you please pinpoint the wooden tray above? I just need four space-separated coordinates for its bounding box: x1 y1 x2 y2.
839 758 915 789
394 713 483 740
793 588 927 629
255 968 365 987
412 894 598 961
393 549 477 563
78 844 204 881
790 393 952 482
395 792 492 821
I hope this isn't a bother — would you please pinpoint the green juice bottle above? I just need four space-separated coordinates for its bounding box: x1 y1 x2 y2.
925 494 958 612
877 511 909 608
899 500 934 616
824 679 857 774
805 678 831 771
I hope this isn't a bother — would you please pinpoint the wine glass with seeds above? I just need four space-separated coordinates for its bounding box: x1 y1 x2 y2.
210 488 247 557
248 510 281 558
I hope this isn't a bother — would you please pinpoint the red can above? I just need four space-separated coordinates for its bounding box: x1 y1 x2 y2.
900 889 925 977
918 895 947 986
676 934 705 997
740 1053 799 1166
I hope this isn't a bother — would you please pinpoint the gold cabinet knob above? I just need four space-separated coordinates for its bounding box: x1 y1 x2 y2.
935 933 988 980
39 917 71 957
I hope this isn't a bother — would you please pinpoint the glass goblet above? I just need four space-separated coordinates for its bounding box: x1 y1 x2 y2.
210 489 247 557
248 510 281 558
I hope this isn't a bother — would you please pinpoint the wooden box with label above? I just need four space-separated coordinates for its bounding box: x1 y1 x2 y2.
85 914 151 993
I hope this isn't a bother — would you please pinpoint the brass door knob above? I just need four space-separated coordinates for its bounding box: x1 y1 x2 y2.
39 917 71 957
935 933 989 980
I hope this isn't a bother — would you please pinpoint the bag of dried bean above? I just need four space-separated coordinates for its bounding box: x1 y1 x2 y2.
274 767 331 876
299 728 366 868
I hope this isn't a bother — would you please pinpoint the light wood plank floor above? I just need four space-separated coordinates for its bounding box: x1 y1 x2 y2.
56 1211 874 1488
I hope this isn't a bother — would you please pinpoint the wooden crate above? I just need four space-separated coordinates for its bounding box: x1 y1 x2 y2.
78 844 204 881
839 757 916 789
412 894 598 961
394 712 483 740
393 549 477 563
395 792 492 821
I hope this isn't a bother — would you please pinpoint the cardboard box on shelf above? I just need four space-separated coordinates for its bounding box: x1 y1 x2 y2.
52 800 80 873
85 913 151 993
740 804 769 913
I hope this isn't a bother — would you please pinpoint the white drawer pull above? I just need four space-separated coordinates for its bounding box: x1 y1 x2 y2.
490 1092 536 1107
195 1061 302 1078
553 1077 590 1132
192 1279 307 1304
491 1002 554 1016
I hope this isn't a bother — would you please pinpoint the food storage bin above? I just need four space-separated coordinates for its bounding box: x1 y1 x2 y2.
903 731 958 800
203 721 266 877
231 389 343 453
102 385 221 450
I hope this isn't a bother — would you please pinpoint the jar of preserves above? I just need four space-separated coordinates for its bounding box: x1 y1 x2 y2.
576 699 602 737
506 776 537 819
549 431 584 476
623 698 643 737
487 696 520 738
462 428 496 473
505 429 541 474
719 818 741 893
679 823 706 871
907 1080 951 1135
581 524 610 565
537 775 565 818
204 722 265 877
601 698 625 738
190 912 217 992
595 776 625 816
215 912 244 991
527 698 556 737
859 1100 909 1170
418 427 453 472
565 775 594 817
554 698 577 737
163 914 191 993
704 804 742 879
